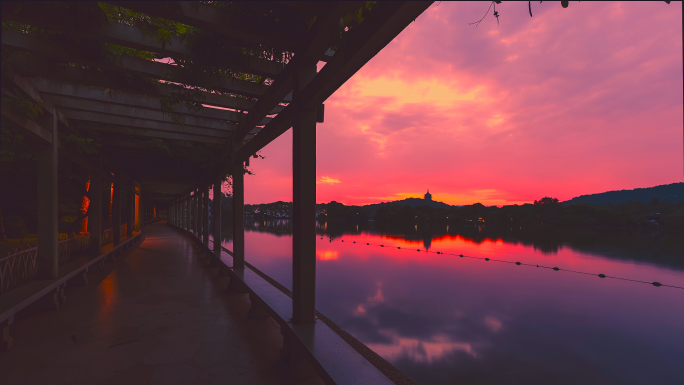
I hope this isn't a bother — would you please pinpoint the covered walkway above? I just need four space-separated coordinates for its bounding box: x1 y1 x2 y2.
0 222 311 385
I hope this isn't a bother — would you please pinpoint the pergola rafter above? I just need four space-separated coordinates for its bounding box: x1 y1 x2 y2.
8 57 275 112
47 96 241 132
237 1 433 160
1 8 285 78
234 2 364 143
106 1 306 51
2 30 269 97
30 79 274 123
78 121 229 144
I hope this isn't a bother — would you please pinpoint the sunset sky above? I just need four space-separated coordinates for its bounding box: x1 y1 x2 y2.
243 1 683 206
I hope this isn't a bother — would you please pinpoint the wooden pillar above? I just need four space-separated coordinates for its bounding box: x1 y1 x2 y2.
37 112 59 279
292 62 318 324
128 181 134 236
138 191 144 231
196 188 202 237
203 186 209 246
213 178 222 256
190 193 195 233
182 197 187 229
90 157 103 255
232 155 245 269
112 172 121 245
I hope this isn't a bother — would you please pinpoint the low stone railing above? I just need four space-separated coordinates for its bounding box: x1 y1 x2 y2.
0 224 128 295
101 224 127 248
0 247 38 295
58 233 92 266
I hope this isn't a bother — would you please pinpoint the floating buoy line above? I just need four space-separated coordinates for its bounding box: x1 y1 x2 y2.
320 237 683 290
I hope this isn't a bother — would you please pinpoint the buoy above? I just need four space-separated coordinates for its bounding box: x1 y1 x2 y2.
553 267 560 271
459 255 464 258
652 282 662 287
397 247 401 249
417 249 421 252
598 274 606 278
380 245 384 247
367 243 369 245
485 258 490 261
515 262 521 265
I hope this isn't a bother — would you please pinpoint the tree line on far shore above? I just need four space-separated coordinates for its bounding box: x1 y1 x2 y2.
320 197 684 228
215 193 684 229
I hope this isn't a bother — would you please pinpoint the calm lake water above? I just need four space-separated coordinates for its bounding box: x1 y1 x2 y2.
214 220 684 385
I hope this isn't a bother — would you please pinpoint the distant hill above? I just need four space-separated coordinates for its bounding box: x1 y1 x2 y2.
364 197 451 215
564 183 684 205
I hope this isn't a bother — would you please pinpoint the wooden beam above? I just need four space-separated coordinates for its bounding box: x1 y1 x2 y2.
62 109 232 138
47 95 238 132
2 30 268 97
30 79 274 124
0 102 53 143
236 2 433 160
2 64 70 130
1 69 99 172
85 123 226 144
235 2 363 141
104 140 193 149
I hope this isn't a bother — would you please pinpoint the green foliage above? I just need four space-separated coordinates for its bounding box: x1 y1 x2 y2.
144 138 171 156
61 133 99 155
1 86 44 121
105 43 156 61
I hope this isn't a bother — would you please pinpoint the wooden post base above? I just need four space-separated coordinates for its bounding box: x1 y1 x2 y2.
35 284 63 312
247 293 269 319
279 328 317 378
1 315 13 351
69 267 88 287
226 279 247 294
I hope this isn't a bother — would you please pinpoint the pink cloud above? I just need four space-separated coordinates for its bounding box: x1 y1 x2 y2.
244 1 682 206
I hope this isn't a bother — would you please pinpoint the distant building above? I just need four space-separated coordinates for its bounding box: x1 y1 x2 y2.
424 189 432 201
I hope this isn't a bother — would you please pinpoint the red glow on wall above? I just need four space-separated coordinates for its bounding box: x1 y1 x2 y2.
80 174 91 234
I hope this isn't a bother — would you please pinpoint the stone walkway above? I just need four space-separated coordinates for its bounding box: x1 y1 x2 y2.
0 222 317 385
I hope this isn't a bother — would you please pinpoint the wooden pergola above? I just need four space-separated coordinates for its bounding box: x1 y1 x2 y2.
1 1 431 331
